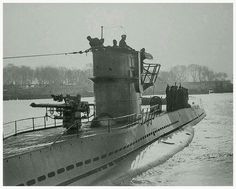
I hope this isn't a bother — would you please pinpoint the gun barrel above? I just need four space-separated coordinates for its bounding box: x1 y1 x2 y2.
30 103 70 108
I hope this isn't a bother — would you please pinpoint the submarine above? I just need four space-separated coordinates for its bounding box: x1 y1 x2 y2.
3 33 206 186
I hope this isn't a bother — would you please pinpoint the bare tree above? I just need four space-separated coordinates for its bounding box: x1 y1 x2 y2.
188 64 201 82
214 72 228 81
169 65 187 83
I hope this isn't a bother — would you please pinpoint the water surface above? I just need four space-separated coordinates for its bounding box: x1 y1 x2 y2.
130 93 233 186
3 93 233 185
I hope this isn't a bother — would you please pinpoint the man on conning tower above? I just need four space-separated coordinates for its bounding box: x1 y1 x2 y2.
87 36 104 48
119 34 132 50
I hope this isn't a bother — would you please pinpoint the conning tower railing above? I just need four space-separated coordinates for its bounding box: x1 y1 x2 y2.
3 105 161 140
3 116 63 139
95 104 161 132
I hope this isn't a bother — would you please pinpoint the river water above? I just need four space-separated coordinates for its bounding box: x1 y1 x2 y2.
131 93 233 186
3 93 233 186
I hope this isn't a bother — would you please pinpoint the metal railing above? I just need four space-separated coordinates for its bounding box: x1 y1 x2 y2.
141 104 161 123
105 104 161 132
3 116 63 139
3 105 161 140
50 113 140 145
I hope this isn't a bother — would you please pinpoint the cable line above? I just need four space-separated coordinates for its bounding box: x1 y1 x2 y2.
3 50 89 60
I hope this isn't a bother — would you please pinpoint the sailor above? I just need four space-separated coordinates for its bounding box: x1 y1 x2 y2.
186 88 189 107
184 88 189 108
176 85 181 110
169 86 175 111
177 84 184 109
182 87 186 109
87 36 104 48
140 48 146 73
185 88 191 108
182 87 186 108
172 83 178 111
113 39 118 47
119 34 132 50
166 84 170 112
140 48 146 62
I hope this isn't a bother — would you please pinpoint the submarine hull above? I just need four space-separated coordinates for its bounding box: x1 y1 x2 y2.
3 106 206 186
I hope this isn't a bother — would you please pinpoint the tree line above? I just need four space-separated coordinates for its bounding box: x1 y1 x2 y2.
3 64 93 88
159 64 228 84
3 63 228 88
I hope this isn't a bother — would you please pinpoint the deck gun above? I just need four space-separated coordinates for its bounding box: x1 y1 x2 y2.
30 94 94 132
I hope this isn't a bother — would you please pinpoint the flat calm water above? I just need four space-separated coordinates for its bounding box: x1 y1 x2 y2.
3 93 233 186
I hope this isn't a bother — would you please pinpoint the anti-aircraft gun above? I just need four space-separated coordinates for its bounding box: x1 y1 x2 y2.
30 94 94 132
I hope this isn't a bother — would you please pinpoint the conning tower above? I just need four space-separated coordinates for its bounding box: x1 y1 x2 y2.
92 48 141 118
92 45 160 120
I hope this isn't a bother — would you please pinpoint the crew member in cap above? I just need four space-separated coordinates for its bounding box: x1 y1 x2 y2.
87 36 104 48
166 84 170 112
113 39 118 47
119 34 132 50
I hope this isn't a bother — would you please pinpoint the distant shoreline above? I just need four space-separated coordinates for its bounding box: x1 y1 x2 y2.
4 80 233 101
3 92 233 101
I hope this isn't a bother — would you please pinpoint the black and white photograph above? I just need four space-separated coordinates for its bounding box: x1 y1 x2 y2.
2 2 233 186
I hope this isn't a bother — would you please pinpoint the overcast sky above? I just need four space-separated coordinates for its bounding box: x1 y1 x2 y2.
3 3 233 79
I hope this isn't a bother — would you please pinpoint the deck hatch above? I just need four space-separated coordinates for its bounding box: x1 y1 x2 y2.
93 157 99 161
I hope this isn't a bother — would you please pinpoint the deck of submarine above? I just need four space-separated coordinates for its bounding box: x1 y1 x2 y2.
4 110 168 159
3 123 111 159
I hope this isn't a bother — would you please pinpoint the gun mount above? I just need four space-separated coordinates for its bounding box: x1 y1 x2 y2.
30 94 94 132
